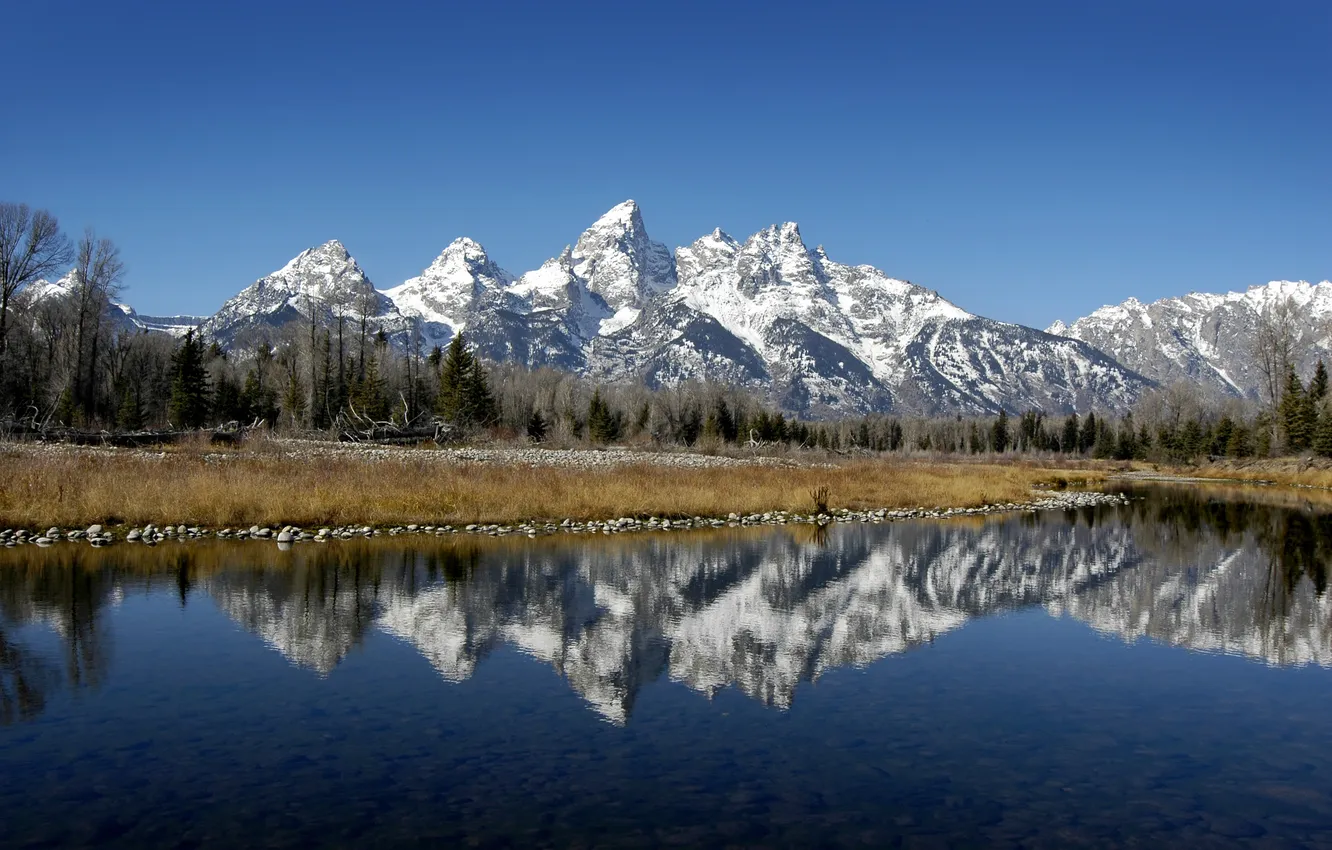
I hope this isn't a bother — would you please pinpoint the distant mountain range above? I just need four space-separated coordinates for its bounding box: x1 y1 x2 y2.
1048 280 1332 400
26 201 1328 415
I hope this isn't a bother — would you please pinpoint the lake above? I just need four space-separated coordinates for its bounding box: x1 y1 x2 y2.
2 484 1332 848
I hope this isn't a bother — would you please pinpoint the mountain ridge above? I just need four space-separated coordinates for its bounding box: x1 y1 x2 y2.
1048 279 1332 399
24 201 1162 416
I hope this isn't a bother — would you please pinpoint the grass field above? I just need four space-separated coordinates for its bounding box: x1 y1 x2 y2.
0 441 1100 529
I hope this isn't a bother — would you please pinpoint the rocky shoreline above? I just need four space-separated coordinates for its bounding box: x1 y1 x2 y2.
0 490 1129 549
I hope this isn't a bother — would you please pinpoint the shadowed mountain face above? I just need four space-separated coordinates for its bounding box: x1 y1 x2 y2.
3 486 1330 726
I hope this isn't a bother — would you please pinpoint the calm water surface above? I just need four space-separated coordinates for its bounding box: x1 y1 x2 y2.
3 485 1332 848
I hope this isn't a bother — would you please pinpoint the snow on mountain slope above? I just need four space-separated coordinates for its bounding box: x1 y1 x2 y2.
198 240 409 348
1049 280 1332 399
572 200 675 315
18 276 203 338
382 237 513 346
174 202 1154 415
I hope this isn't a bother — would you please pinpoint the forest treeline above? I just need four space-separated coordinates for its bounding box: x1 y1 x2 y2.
2 202 1330 461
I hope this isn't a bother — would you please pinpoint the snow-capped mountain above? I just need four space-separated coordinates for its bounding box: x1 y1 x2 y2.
19 276 205 339
1048 280 1332 400
101 201 1157 415
197 239 410 349
373 201 1150 415
382 237 515 346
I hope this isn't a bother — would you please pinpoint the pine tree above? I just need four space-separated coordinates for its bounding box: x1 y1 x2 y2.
348 353 390 421
714 398 737 442
587 389 622 444
991 409 1009 453
169 330 211 429
1114 414 1136 460
1310 360 1328 404
461 358 497 428
526 409 548 443
1212 416 1236 457
1279 366 1312 452
1080 412 1098 454
241 369 279 424
1062 414 1079 454
1314 408 1332 457
1226 422 1253 457
436 333 474 424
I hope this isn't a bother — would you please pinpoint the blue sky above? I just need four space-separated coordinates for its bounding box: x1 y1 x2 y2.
5 0 1328 328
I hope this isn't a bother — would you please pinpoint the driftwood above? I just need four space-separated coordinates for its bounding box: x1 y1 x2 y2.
334 402 456 445
0 414 259 447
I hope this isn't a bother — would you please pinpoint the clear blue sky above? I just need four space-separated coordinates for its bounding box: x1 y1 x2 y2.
6 0 1329 328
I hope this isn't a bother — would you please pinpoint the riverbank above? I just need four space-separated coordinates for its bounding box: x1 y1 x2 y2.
0 437 1106 533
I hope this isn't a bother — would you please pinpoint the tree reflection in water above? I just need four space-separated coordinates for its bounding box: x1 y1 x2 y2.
1 483 1331 725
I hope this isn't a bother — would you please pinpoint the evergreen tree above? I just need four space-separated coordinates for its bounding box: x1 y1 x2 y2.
241 369 279 424
1279 366 1312 452
1135 423 1151 460
281 372 306 428
1061 414 1079 454
1212 415 1236 457
436 332 495 428
991 409 1009 453
680 406 702 445
1310 360 1328 404
1179 418 1207 461
1080 412 1098 454
1113 414 1137 460
887 419 904 451
1226 421 1253 457
1314 408 1332 457
714 398 738 442
463 358 497 427
526 409 548 443
169 330 211 429
587 389 622 444
348 353 390 421
212 373 245 423
1092 419 1116 459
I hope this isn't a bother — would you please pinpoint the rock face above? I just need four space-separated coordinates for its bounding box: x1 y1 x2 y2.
106 201 1156 416
571 200 676 318
1048 280 1332 400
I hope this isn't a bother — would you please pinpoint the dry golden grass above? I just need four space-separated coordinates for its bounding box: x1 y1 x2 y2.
0 444 1095 529
1155 457 1332 491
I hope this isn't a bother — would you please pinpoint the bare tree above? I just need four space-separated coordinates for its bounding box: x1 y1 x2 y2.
1253 296 1299 449
0 203 73 360
68 230 125 421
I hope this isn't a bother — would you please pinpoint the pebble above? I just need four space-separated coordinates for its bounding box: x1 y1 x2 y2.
0 492 1131 550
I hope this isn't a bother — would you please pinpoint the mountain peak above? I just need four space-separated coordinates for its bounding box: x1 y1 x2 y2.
591 200 642 229
572 202 674 312
750 222 806 250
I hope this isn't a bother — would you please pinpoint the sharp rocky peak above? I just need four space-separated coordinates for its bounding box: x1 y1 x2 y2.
572 201 675 312
585 199 644 232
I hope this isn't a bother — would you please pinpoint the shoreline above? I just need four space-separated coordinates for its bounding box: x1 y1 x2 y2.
1 489 1130 549
6 437 1327 548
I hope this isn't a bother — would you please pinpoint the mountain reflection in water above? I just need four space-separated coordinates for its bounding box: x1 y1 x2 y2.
2 484 1331 726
